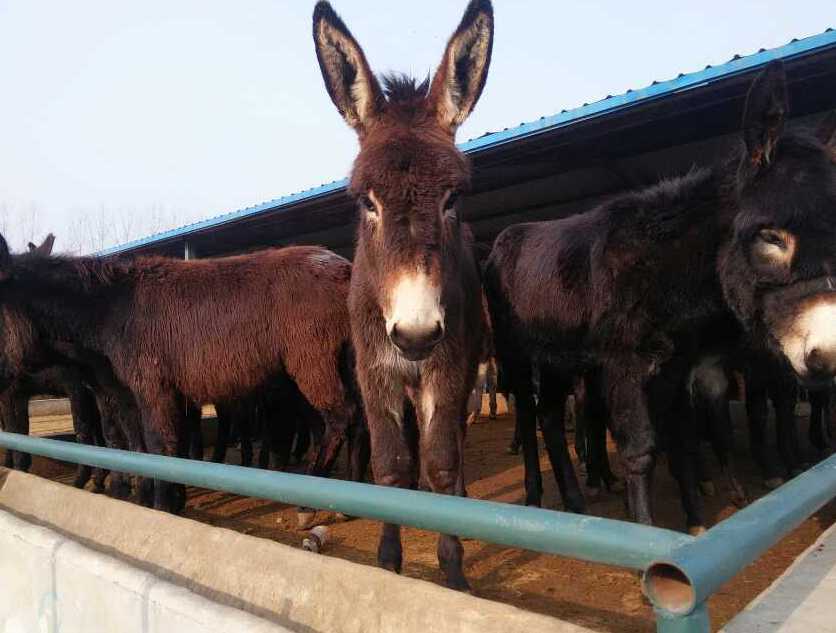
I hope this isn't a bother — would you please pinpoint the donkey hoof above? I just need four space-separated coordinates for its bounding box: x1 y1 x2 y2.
584 486 602 501
565 498 587 514
730 490 748 508
699 480 716 497
445 575 472 593
605 478 625 494
763 477 784 490
379 560 402 574
688 525 707 537
297 510 317 530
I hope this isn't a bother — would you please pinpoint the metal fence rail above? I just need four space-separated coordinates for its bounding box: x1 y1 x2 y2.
2 430 835 633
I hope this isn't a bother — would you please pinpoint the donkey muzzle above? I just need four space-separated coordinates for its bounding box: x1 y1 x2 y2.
389 321 445 361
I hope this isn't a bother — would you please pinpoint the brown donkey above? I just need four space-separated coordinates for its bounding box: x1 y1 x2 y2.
313 0 492 590
0 240 361 514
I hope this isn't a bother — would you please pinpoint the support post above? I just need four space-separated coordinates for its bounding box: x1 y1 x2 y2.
184 240 198 261
655 603 710 633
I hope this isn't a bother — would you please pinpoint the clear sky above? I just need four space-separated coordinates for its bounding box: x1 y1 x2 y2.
0 1 832 253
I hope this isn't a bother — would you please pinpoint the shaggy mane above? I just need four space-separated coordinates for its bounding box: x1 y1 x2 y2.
381 72 430 104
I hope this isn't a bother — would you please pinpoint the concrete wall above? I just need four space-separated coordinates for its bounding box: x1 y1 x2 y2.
0 508 289 633
722 523 836 633
0 468 594 633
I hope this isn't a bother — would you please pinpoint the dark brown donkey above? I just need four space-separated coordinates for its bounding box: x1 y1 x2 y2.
313 1 492 590
485 61 836 528
0 242 361 514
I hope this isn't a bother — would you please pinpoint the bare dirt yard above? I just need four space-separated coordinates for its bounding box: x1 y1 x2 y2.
5 397 834 633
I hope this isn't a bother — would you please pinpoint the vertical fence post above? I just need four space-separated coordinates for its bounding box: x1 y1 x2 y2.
183 240 198 261
654 603 710 633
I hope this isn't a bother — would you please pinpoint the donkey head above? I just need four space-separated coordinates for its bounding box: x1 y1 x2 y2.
720 61 836 387
0 233 55 389
314 0 493 360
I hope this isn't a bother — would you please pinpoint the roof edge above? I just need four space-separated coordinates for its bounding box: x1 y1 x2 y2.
97 28 836 257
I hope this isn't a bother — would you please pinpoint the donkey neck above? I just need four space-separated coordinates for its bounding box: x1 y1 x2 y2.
9 255 135 357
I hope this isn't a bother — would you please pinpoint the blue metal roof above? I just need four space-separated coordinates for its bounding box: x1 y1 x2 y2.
98 28 836 257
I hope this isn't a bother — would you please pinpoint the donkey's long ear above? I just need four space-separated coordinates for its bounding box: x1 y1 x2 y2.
31 234 55 256
313 1 383 132
816 111 836 148
743 60 788 168
0 234 11 281
429 0 494 132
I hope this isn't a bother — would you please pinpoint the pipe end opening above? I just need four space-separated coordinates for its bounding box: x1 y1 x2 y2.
643 562 695 615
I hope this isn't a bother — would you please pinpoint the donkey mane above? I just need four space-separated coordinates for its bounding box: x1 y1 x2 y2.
381 73 430 103
11 252 140 293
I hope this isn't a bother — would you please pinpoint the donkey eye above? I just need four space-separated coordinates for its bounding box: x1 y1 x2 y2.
358 194 377 215
757 229 787 249
444 191 460 211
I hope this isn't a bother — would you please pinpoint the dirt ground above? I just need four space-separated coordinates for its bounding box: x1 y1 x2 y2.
4 398 835 633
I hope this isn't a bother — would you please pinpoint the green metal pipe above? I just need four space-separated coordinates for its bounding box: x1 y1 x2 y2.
0 431 691 570
645 452 836 615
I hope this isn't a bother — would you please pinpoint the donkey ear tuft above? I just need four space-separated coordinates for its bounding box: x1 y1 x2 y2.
742 60 788 168
429 0 494 132
313 1 383 132
816 111 836 148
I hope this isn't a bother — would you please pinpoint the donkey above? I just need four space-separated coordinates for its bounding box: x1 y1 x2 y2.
313 0 492 590
0 241 362 515
485 61 836 528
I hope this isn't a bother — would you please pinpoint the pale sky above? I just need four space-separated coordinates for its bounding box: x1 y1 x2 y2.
0 1 832 253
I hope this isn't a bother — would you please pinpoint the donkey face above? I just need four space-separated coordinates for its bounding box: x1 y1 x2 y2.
721 62 836 387
313 1 493 360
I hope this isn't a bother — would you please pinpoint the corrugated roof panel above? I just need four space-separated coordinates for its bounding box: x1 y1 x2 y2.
98 28 836 257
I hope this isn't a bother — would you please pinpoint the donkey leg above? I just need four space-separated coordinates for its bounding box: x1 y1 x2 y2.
364 390 414 574
604 361 656 525
9 391 32 473
0 388 20 469
292 416 312 465
239 405 254 468
270 416 295 471
347 415 371 483
211 404 231 464
703 385 747 507
505 361 542 505
296 410 350 528
538 367 586 513
418 386 470 591
93 389 135 500
770 378 802 476
744 370 783 488
68 384 100 491
139 391 187 513
671 400 706 534
809 389 829 453
582 374 603 494
186 402 204 461
89 396 110 493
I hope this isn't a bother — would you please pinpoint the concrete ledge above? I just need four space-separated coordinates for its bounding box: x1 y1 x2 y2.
0 468 592 633
0 509 290 633
722 522 836 633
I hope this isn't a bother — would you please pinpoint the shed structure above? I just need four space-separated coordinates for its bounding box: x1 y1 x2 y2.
97 30 836 261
